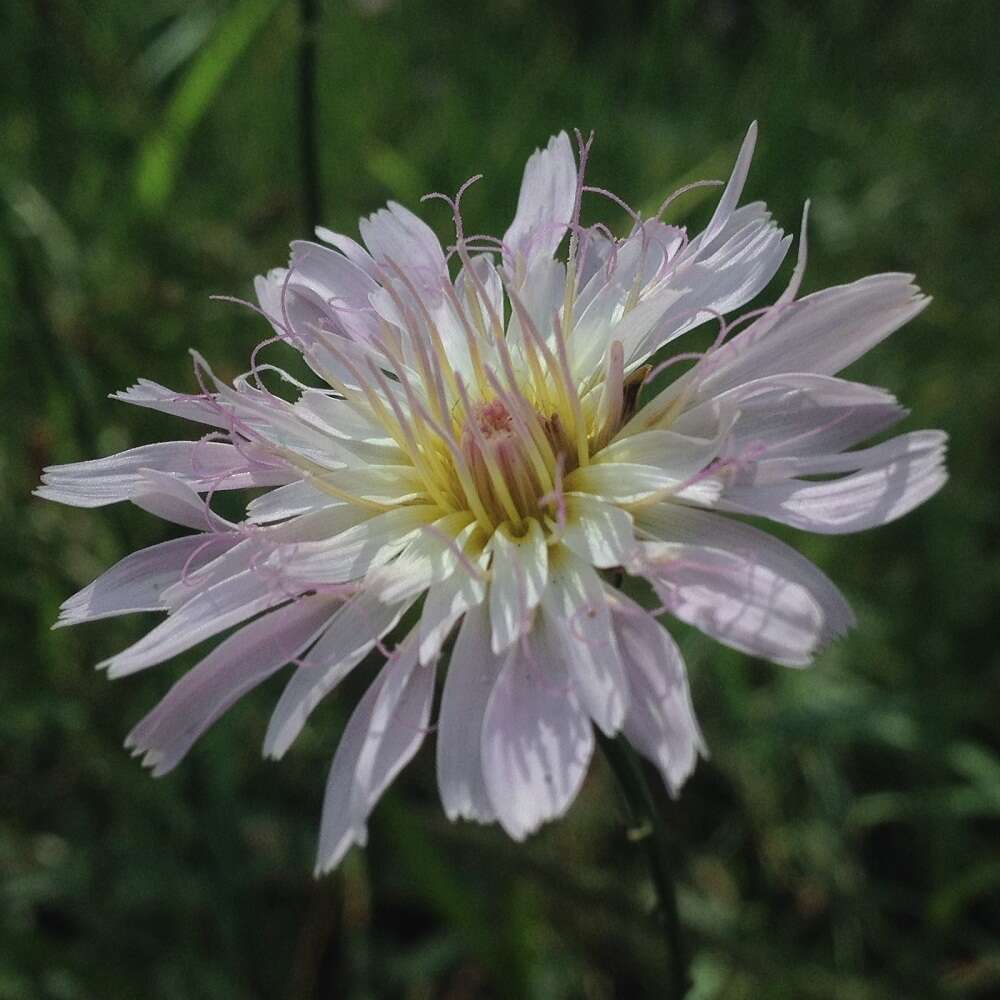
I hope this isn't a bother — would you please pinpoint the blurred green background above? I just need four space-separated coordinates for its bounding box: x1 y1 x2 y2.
3 1 998 997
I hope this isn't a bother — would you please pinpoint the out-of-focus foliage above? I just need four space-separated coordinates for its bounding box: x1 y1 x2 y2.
2 1 997 997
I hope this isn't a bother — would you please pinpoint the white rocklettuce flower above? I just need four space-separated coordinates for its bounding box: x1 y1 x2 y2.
37 125 947 873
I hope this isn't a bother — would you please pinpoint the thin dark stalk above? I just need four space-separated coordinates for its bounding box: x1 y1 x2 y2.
297 0 323 229
599 733 692 998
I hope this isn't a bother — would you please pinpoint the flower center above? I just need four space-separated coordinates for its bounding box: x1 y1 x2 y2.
461 398 551 530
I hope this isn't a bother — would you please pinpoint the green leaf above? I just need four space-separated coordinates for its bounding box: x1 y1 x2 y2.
133 0 282 213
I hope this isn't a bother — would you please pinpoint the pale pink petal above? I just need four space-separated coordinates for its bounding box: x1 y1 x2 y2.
717 430 948 533
689 274 929 400
633 504 855 641
314 226 380 279
688 122 758 255
358 201 447 289
503 132 577 264
606 590 705 795
264 592 413 760
541 547 629 736
634 528 854 667
111 379 230 428
157 504 377 611
436 604 499 823
481 620 594 840
289 240 380 306
55 534 239 628
130 470 233 531
287 240 383 345
628 217 790 362
99 570 292 678
315 637 435 874
34 442 291 508
312 667 382 873
418 555 488 665
673 373 905 461
124 594 338 776
349 640 436 825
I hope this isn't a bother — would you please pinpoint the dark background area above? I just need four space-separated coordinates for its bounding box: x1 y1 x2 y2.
2 1 998 997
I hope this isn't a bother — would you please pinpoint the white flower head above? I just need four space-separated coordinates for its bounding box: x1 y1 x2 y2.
38 125 947 873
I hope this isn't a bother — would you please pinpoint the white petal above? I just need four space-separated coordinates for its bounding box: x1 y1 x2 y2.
596 424 728 477
418 545 488 665
365 513 478 605
309 464 427 505
556 494 636 569
505 257 566 353
276 505 438 585
245 480 341 524
503 132 577 264
125 594 338 776
541 547 628 736
455 254 505 334
488 518 548 654
568 463 717 507
606 590 705 795
481 621 594 840
436 604 499 822
581 412 733 505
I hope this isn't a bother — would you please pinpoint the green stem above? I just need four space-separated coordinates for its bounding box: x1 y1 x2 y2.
599 733 692 998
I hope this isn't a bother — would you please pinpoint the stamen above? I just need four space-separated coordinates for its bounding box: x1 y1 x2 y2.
454 375 525 530
654 179 725 222
551 313 589 467
595 339 625 450
382 256 461 402
440 277 490 395
482 368 556 491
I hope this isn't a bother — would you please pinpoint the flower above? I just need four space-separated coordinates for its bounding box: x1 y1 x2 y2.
37 124 947 873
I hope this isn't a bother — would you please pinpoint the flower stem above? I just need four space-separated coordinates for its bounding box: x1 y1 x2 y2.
598 733 692 998
297 0 323 228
